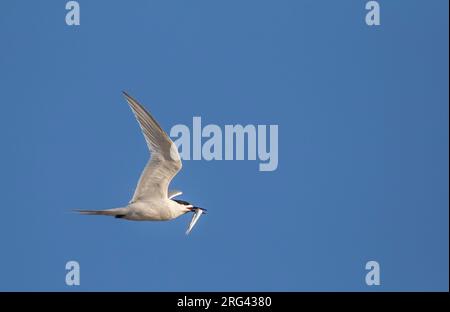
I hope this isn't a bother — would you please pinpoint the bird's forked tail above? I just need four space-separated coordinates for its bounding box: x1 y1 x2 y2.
74 207 127 218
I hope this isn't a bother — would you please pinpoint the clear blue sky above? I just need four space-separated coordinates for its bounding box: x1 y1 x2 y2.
0 1 448 291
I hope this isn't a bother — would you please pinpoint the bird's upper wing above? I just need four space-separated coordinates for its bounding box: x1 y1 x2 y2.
123 92 182 202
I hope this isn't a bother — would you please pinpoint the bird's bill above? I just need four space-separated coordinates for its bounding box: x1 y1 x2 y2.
185 208 205 235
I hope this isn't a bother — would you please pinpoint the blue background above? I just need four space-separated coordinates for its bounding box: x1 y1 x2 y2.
0 0 448 291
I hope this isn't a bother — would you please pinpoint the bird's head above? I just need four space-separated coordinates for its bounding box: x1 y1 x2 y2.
173 199 207 214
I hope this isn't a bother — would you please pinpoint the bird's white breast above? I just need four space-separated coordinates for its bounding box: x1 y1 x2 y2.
126 199 185 221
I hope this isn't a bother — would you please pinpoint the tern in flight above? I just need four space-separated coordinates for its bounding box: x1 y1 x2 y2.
76 92 206 235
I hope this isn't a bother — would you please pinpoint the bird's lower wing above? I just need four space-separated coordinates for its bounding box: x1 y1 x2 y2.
131 155 181 202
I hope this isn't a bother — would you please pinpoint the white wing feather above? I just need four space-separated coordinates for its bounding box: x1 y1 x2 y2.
168 190 183 199
123 92 182 202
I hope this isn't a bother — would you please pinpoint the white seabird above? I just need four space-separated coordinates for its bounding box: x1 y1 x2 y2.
76 92 206 235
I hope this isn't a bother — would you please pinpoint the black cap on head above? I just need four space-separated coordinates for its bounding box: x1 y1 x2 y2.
173 199 191 206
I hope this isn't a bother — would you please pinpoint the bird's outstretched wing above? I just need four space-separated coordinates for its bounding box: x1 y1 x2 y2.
123 92 182 202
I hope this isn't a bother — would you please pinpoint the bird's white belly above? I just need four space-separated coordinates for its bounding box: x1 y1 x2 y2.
126 200 173 221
